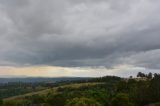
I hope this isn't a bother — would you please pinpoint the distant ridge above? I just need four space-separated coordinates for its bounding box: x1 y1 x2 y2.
0 75 28 78
0 77 92 83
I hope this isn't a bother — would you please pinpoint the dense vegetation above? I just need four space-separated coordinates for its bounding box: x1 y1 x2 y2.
0 77 90 99
0 72 160 106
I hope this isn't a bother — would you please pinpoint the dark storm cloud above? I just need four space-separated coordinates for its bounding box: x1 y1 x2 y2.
0 0 160 70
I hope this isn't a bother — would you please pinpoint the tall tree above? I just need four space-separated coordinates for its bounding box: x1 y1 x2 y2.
137 72 146 78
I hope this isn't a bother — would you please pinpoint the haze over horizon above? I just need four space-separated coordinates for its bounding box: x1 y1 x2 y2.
0 0 160 77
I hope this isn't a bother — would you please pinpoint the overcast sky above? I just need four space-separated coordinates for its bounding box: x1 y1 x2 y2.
0 0 160 77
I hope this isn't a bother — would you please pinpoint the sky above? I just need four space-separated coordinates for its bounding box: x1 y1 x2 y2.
0 0 160 77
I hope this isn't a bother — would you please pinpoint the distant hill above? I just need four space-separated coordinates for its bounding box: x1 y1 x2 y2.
0 77 92 83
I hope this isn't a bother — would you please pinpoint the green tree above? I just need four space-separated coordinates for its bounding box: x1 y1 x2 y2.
65 97 102 106
129 80 150 106
149 74 160 102
111 93 134 106
137 72 146 78
147 72 152 79
0 98 3 106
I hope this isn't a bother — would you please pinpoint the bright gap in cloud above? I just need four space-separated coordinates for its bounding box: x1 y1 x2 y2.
0 65 158 78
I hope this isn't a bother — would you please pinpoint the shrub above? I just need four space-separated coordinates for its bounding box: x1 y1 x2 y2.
46 93 66 106
111 93 134 106
155 102 160 106
65 97 102 106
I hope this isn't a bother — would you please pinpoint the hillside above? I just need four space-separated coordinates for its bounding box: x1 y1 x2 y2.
4 82 104 101
1 73 160 106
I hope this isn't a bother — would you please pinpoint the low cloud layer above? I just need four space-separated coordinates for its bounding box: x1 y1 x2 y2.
0 0 160 72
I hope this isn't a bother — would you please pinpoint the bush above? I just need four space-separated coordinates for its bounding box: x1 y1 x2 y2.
46 93 66 106
65 97 102 106
3 99 30 106
30 94 45 104
111 93 134 106
155 102 160 106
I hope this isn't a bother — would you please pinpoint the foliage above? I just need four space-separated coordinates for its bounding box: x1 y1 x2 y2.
3 99 30 106
0 98 3 106
46 93 66 106
155 102 160 106
137 72 146 78
149 73 160 102
111 93 134 106
65 97 102 106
